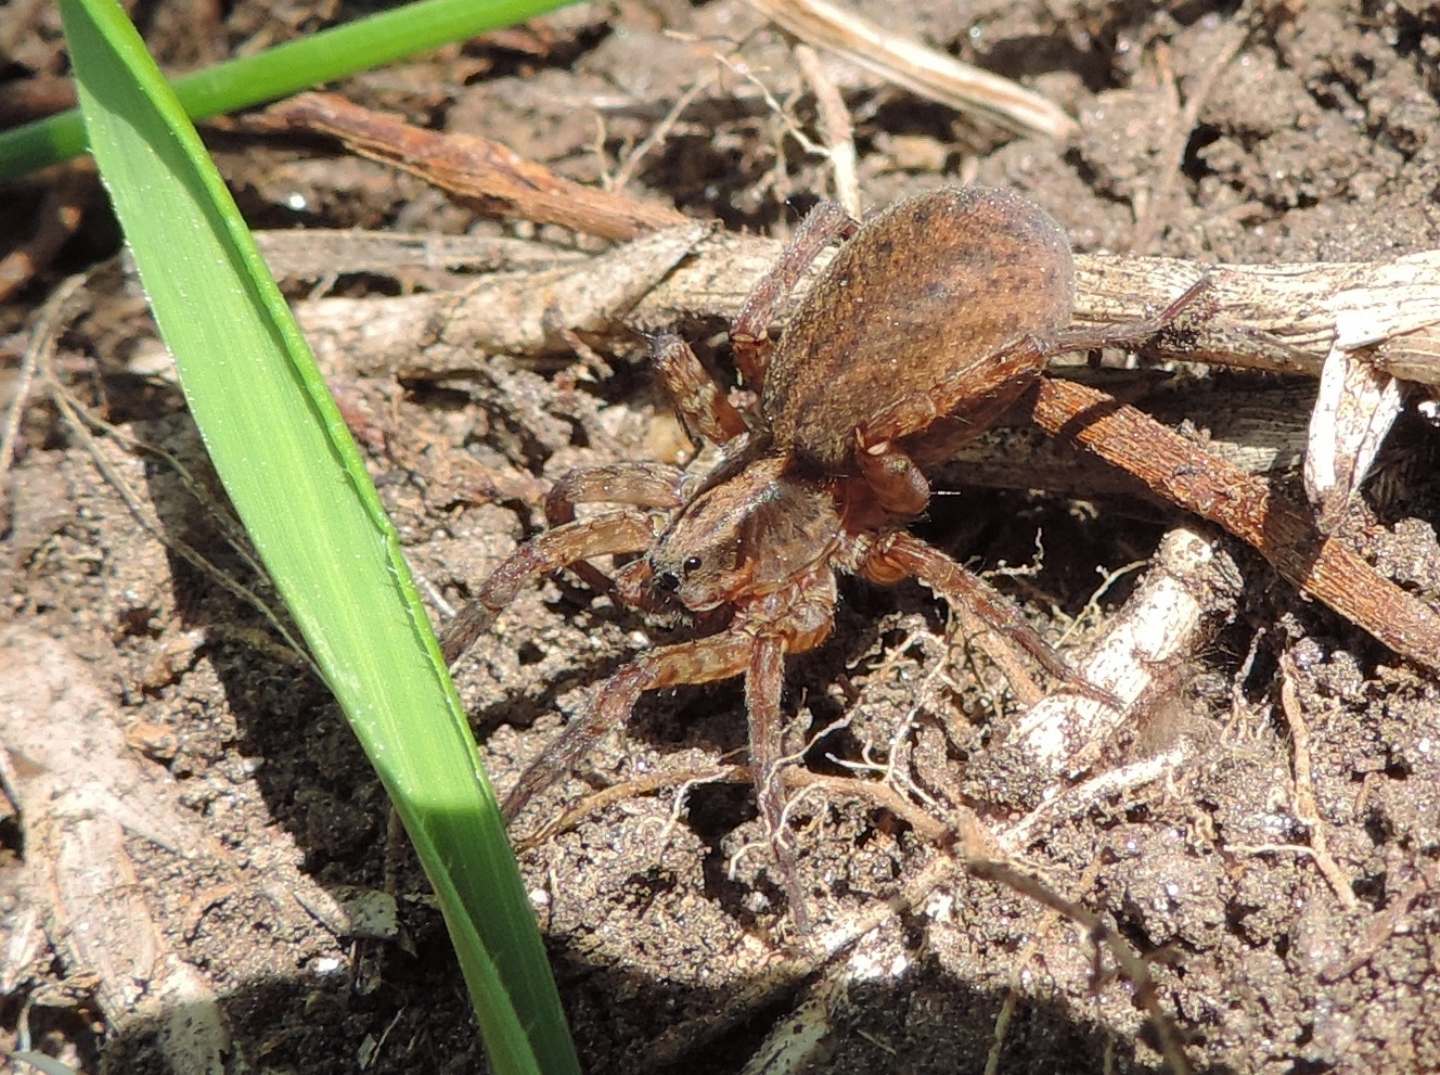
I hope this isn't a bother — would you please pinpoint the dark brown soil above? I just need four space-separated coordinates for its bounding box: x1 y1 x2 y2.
3 2 1440 1073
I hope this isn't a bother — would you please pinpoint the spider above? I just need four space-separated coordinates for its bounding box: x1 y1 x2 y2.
441 186 1200 929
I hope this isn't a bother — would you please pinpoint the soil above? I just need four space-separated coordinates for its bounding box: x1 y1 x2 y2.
4 2 1440 1073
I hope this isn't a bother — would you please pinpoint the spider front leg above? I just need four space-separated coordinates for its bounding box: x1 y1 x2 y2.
861 531 1097 697
441 511 660 665
544 461 686 525
501 630 755 821
543 461 686 596
731 201 858 389
747 635 813 932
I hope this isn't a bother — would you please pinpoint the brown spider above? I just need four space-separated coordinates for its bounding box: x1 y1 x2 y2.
442 186 1199 929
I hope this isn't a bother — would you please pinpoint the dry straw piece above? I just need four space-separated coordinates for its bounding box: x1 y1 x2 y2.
747 0 1080 140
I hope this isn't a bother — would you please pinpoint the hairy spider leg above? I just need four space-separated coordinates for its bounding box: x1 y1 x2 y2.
730 200 859 389
747 635 813 933
543 461 687 596
1032 275 1212 362
440 511 660 665
544 461 687 525
853 440 932 516
651 334 750 444
851 277 1211 503
861 531 1082 690
854 340 1050 481
500 630 755 821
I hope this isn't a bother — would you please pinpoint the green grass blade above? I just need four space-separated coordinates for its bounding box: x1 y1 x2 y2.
59 1 579 1071
2 0 577 179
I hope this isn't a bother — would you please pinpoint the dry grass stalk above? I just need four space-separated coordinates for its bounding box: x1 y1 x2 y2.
747 0 1079 141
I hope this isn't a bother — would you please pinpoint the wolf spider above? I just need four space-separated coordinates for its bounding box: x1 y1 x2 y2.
442 186 1200 929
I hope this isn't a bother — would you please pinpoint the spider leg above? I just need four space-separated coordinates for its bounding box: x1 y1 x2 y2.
746 635 812 932
856 342 1046 454
1039 275 1212 358
731 201 859 390
854 438 931 516
501 630 755 821
544 461 686 595
860 531 1089 693
441 511 659 665
544 461 686 525
651 334 750 444
856 277 1212 453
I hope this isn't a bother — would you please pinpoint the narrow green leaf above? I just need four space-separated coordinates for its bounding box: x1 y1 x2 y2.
59 1 578 1071
2 0 577 178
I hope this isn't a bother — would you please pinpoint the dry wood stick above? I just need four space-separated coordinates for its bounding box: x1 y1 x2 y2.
1023 376 1440 671
246 97 1440 383
263 92 687 241
257 228 1440 387
748 0 1078 141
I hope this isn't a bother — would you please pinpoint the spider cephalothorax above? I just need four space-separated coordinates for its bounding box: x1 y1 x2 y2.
643 455 841 608
441 186 1195 929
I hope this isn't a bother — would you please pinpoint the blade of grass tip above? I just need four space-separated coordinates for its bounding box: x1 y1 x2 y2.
0 0 579 179
58 1 578 1072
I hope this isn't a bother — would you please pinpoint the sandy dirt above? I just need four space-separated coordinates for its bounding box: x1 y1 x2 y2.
3 2 1440 1073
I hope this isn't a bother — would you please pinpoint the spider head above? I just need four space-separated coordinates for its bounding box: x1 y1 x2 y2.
649 457 840 612
649 489 750 612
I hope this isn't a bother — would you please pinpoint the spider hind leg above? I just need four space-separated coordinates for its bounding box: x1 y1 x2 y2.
731 200 858 389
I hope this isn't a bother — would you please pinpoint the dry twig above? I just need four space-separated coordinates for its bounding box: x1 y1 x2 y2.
965 859 1194 1075
1023 377 1440 672
1304 311 1409 532
748 0 1078 141
251 229 587 279
0 628 232 1074
793 43 860 216
514 762 947 854
1129 22 1248 253
1321 865 1435 983
610 75 713 193
268 228 1440 387
1001 527 1240 784
1 274 85 488
46 372 316 676
262 93 687 240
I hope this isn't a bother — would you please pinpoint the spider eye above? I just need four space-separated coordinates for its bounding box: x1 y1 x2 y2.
683 555 703 574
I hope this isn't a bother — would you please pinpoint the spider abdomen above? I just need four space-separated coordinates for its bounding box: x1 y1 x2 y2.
762 186 1075 470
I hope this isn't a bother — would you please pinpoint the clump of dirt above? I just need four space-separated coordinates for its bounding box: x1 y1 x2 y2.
3 2 1440 1074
